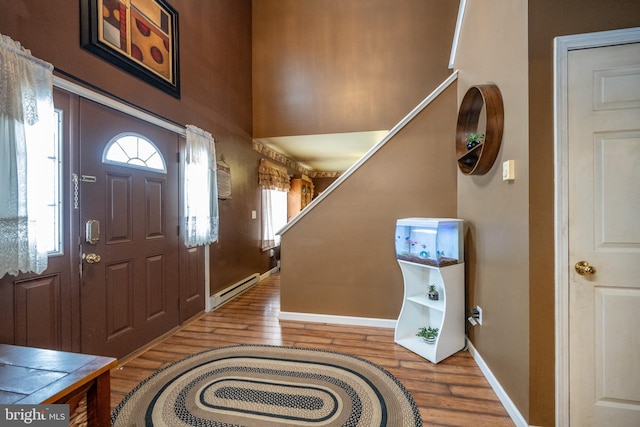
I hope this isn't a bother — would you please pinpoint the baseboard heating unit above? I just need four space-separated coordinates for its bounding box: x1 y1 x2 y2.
209 273 260 310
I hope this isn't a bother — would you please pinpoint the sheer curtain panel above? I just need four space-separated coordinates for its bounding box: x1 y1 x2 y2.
184 125 219 247
0 34 54 277
258 159 290 250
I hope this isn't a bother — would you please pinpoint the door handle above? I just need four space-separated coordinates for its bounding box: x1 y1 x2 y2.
575 261 596 275
83 253 101 264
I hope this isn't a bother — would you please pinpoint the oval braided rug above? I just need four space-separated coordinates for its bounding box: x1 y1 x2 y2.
112 344 422 426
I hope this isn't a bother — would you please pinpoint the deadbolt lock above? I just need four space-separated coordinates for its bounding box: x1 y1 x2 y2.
85 220 100 245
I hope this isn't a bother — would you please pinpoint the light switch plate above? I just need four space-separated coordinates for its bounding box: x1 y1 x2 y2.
251 210 257 219
502 160 515 181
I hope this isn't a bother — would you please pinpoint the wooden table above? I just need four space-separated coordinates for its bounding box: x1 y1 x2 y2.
0 344 117 427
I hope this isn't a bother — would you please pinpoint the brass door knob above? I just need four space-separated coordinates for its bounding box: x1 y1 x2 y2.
575 261 596 275
83 253 101 264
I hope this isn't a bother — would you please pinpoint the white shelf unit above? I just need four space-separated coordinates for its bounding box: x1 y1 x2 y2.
394 260 465 364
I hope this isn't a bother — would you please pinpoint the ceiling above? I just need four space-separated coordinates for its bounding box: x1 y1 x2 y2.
254 130 389 173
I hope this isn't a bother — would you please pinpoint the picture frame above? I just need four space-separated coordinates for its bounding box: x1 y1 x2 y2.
81 0 180 98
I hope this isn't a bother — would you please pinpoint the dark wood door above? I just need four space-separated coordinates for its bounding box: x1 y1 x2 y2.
180 245 206 323
79 99 180 358
0 88 79 352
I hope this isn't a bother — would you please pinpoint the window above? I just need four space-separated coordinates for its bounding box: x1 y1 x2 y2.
261 189 288 250
43 109 63 255
258 159 290 250
103 133 166 173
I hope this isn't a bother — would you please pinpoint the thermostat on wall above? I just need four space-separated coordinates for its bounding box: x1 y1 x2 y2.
503 160 515 181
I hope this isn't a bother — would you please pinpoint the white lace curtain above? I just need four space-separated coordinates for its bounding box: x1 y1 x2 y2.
0 34 53 277
184 125 219 247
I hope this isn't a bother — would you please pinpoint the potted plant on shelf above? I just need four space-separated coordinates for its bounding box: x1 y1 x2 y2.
428 284 439 301
466 132 485 150
416 326 439 344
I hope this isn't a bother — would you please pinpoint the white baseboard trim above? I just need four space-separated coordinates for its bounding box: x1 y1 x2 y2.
466 339 528 427
208 273 260 311
208 268 280 312
278 311 396 329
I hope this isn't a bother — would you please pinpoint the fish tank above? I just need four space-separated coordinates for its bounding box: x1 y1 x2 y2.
395 218 463 267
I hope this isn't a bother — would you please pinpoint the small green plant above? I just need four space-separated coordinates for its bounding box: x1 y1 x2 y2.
467 132 484 142
416 326 439 343
466 132 485 150
428 284 439 301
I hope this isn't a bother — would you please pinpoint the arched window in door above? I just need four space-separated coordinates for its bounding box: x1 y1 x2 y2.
102 133 167 173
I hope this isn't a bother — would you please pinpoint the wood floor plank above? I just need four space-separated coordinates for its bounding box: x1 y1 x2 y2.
414 392 511 416
448 384 502 401
401 359 486 376
121 357 166 370
423 407 516 427
107 274 514 426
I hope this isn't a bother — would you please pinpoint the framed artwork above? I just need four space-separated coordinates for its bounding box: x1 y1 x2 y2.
81 0 180 98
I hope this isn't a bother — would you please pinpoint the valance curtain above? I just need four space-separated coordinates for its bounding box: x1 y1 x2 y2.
0 34 53 277
258 159 290 191
184 125 218 247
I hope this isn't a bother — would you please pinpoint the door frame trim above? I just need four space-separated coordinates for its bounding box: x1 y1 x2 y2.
53 76 210 319
53 77 186 136
554 26 640 427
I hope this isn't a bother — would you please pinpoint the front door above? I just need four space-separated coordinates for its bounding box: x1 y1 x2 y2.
79 98 181 358
568 42 640 425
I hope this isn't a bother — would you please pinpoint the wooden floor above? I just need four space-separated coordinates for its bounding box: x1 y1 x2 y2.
109 274 514 426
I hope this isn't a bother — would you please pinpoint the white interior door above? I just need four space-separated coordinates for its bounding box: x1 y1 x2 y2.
568 42 640 426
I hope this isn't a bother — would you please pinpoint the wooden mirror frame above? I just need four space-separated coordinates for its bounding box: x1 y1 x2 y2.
456 84 504 175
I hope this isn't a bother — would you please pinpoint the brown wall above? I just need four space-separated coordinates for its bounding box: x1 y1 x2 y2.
263 0 460 319
252 0 459 137
280 84 458 318
527 1 640 425
455 1 531 420
310 177 338 199
0 0 272 294
211 152 300 288
455 1 640 425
